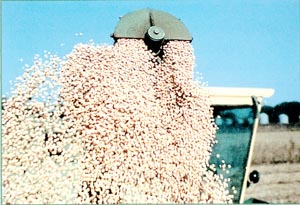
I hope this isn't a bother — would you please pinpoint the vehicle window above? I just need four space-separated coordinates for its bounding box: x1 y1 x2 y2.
209 106 254 203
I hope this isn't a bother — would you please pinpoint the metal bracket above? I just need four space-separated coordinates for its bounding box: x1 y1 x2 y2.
251 96 259 119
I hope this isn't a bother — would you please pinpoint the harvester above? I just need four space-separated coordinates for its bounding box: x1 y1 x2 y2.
111 9 274 203
207 87 274 203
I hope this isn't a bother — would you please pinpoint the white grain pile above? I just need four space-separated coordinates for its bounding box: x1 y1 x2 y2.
2 39 233 204
2 55 82 204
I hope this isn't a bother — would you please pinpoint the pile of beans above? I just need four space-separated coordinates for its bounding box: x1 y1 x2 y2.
2 54 83 204
2 39 233 204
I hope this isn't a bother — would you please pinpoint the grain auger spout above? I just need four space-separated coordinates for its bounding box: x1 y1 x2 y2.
111 8 193 57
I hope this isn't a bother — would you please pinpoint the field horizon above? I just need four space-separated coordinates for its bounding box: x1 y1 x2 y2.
244 126 300 203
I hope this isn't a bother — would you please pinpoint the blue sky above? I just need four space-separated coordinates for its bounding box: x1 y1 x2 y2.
2 1 299 106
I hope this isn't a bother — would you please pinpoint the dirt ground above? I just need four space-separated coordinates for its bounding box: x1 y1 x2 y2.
244 130 300 203
244 163 300 203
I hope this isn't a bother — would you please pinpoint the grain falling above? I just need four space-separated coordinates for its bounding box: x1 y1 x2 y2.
2 39 233 203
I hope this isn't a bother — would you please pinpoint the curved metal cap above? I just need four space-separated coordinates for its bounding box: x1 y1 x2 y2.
112 8 192 41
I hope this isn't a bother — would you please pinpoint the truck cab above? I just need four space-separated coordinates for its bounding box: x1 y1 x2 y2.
207 87 274 203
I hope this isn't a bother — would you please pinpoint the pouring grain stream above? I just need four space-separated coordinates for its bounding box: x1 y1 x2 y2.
2 39 233 203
